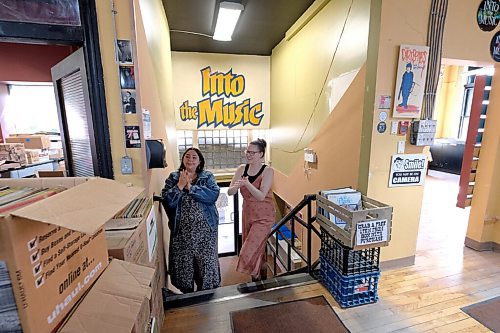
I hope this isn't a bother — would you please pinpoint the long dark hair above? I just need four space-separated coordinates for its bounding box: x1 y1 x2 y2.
179 147 205 173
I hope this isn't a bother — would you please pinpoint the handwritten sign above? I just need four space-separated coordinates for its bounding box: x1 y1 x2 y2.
356 219 388 246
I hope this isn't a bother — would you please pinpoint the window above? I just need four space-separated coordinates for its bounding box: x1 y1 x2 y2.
176 129 269 171
1 84 60 136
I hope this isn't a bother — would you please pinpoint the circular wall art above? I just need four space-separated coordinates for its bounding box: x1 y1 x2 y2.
490 30 500 62
477 0 500 31
377 121 387 134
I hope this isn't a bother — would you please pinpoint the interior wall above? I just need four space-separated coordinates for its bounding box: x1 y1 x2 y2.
0 84 7 141
95 0 147 187
0 42 73 82
367 0 499 263
133 0 176 194
270 0 371 175
434 65 463 139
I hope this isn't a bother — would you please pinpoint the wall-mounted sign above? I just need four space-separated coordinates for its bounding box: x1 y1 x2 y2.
477 0 500 31
388 154 427 187
378 95 391 109
393 45 429 119
490 31 500 62
172 52 270 130
378 111 388 122
377 121 387 133
125 126 141 148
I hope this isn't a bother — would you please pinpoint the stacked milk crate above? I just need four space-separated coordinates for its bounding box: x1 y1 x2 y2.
316 188 393 308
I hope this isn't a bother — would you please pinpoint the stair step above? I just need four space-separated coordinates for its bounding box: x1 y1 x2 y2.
163 272 318 309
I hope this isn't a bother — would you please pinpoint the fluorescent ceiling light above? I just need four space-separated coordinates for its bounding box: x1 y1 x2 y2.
213 2 244 41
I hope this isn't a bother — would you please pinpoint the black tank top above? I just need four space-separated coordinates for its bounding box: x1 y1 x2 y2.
243 164 267 183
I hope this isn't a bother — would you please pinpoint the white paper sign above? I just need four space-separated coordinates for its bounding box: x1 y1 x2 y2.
356 219 388 246
146 207 157 261
388 153 427 187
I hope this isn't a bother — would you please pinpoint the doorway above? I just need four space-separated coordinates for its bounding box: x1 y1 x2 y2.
418 62 494 254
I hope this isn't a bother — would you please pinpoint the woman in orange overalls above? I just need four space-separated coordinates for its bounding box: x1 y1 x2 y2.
228 138 275 281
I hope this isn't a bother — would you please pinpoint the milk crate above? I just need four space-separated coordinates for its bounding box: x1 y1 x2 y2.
316 193 393 250
320 227 380 275
319 254 379 308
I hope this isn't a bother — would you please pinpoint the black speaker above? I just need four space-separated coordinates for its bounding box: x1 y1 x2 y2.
145 139 167 169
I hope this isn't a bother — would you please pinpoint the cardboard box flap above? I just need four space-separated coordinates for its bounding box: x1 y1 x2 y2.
59 259 154 333
10 178 144 235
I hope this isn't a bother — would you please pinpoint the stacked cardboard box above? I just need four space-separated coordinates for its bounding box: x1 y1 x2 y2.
0 178 143 333
25 149 40 164
58 259 155 333
0 143 27 166
6 135 51 150
105 198 166 331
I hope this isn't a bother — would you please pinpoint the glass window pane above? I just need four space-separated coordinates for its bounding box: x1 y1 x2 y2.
0 0 81 26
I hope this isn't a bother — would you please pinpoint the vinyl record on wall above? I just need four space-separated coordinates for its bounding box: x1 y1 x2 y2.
477 0 500 31
490 30 500 62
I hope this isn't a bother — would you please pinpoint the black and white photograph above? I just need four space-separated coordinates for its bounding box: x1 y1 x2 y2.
121 90 137 114
119 66 135 89
117 39 133 64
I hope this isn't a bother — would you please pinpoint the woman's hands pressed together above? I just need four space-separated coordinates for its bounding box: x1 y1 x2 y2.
178 169 194 190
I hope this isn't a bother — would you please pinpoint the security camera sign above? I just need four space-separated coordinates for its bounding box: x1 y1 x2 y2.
389 154 427 187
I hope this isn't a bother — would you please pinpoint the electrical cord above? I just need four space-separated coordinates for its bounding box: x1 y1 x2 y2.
170 29 213 38
273 0 354 154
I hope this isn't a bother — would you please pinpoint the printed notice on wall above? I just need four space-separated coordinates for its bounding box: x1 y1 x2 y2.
146 207 157 262
356 219 388 246
125 126 141 148
388 153 427 187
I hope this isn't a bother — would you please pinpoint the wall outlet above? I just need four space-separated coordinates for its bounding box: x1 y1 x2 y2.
120 156 133 174
398 140 405 154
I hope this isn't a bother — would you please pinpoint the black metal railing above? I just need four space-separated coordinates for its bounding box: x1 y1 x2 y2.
266 194 320 277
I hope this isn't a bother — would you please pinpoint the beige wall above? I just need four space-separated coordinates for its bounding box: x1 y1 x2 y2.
133 0 177 196
95 0 146 187
270 0 371 174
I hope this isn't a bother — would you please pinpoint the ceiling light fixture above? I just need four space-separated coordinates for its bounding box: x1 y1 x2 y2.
213 1 244 41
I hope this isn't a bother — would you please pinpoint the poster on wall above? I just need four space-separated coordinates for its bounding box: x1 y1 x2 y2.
392 44 430 119
388 154 427 187
121 90 137 114
119 66 135 89
125 125 141 148
117 40 133 64
171 52 270 130
477 0 500 32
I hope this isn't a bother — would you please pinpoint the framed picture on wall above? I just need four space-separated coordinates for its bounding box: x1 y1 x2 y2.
121 90 137 114
119 66 135 89
393 44 430 118
117 40 133 64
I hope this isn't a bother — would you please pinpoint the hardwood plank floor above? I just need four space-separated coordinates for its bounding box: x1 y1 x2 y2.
162 171 500 332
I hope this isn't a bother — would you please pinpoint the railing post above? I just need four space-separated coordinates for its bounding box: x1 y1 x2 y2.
307 196 312 274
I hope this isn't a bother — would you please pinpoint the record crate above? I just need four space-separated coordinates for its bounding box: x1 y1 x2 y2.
320 227 380 276
319 254 379 308
316 192 393 250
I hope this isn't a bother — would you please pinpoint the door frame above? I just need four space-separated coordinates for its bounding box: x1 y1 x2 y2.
0 0 113 178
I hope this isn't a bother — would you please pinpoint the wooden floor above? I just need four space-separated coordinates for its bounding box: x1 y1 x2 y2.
162 171 500 332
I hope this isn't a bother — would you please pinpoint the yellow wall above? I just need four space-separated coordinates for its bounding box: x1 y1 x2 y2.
434 65 464 139
270 0 371 174
95 0 146 187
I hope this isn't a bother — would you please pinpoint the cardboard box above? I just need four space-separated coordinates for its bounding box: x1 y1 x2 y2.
0 143 27 165
0 178 144 333
6 135 51 150
106 205 158 269
58 259 155 333
106 204 165 332
25 149 40 164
